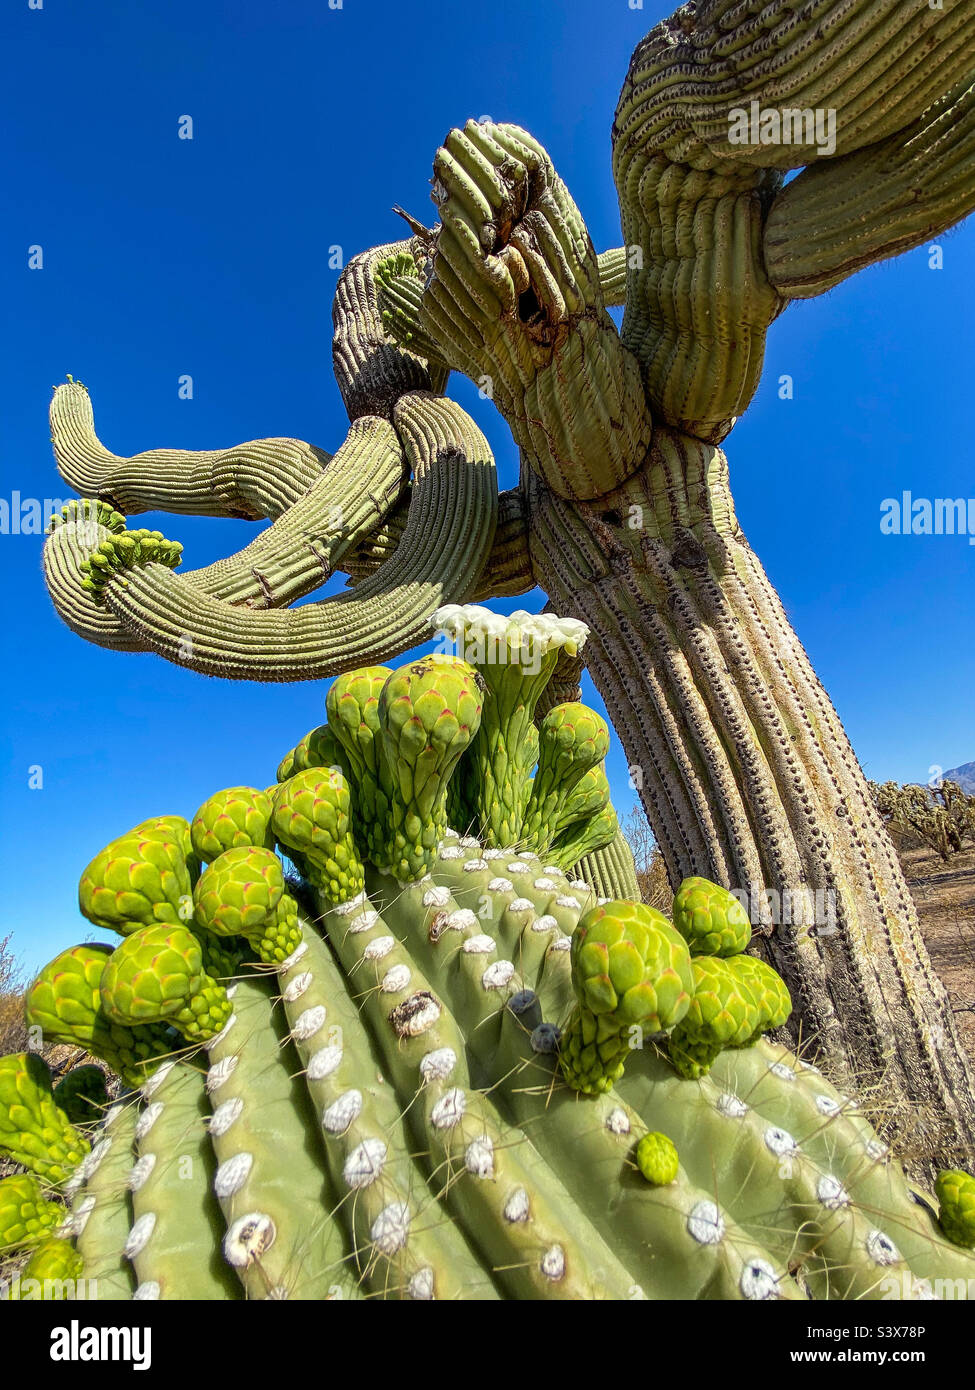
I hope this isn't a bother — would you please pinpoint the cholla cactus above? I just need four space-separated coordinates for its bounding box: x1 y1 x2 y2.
2 610 974 1302
870 779 975 862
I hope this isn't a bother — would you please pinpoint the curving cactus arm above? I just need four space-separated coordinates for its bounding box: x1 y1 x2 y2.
765 76 975 298
51 395 498 682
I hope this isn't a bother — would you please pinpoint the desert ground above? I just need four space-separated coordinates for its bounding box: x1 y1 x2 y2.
906 843 975 1064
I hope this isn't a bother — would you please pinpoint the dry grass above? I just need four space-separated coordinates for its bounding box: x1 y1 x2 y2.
0 933 28 1058
903 841 975 1068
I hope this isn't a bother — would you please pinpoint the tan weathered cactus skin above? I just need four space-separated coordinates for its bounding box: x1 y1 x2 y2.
37 3 975 1170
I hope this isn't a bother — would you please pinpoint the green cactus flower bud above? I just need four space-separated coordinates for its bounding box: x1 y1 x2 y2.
552 763 612 840
558 1003 632 1095
99 925 232 1044
79 824 193 936
635 1132 679 1185
78 520 181 602
26 944 175 1088
731 954 792 1040
325 667 396 865
0 1173 62 1253
430 606 589 847
673 876 752 956
561 901 694 1094
379 654 484 880
667 952 790 1079
276 725 351 786
195 929 244 982
521 702 610 853
0 1053 89 1185
935 1170 975 1248
190 787 274 862
193 846 301 964
51 1066 108 1127
569 900 694 1031
549 803 618 872
295 723 352 777
271 767 365 904
11 1236 85 1297
195 846 284 935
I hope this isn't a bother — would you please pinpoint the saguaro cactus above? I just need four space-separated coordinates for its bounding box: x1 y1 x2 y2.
39 3 975 1167
3 611 975 1301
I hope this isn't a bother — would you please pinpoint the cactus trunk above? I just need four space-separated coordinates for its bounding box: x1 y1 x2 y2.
526 439 975 1175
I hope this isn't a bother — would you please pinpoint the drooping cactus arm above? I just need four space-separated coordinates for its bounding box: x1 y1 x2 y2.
765 77 975 298
332 238 449 418
47 407 409 613
50 379 331 520
43 501 143 652
613 0 974 172
612 1 975 440
52 395 498 681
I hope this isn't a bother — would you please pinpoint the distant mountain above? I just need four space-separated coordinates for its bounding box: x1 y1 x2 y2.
944 762 975 794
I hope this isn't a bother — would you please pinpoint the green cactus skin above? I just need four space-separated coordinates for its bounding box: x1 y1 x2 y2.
0 1053 89 1184
202 972 363 1300
125 1061 239 1300
316 889 639 1298
0 1173 63 1252
65 1098 138 1299
98 925 232 1044
275 918 498 1298
52 1065 109 1126
673 876 752 957
5 629 975 1300
936 1170 975 1249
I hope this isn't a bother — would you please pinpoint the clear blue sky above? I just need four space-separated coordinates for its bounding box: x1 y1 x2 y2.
2 0 972 975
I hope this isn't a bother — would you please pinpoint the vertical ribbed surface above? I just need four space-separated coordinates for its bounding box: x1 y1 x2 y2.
525 430 975 1170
